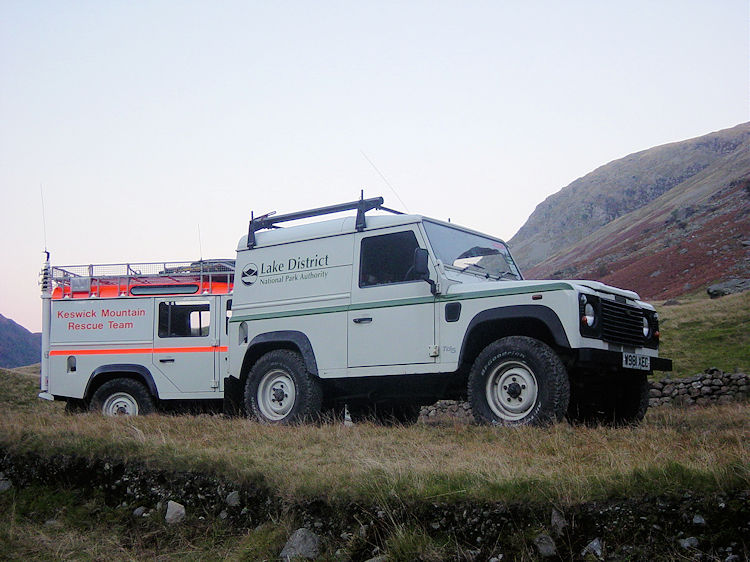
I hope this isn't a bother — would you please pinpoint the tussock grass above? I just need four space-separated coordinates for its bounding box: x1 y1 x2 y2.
1 369 748 505
656 291 750 378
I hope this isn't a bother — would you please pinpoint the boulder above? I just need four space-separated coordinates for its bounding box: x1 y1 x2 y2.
581 537 603 559
550 508 568 537
707 279 750 298
533 534 557 558
280 528 321 560
225 490 240 507
165 500 186 525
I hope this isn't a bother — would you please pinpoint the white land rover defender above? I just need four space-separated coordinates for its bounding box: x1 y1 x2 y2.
224 196 671 426
39 196 671 426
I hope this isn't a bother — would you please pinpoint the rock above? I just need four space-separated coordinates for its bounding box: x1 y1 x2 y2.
219 510 228 520
0 477 12 493
692 514 706 525
550 508 567 537
280 528 321 560
464 548 480 561
581 537 603 559
663 299 681 306
649 388 662 398
707 279 750 298
533 534 557 558
488 557 504 562
164 500 186 525
132 506 147 517
225 490 240 507
679 536 699 549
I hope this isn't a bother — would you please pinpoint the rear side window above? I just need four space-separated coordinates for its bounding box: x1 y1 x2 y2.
360 231 420 287
158 300 210 338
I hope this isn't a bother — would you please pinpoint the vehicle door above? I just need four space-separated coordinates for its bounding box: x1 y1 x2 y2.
348 226 437 368
152 297 219 393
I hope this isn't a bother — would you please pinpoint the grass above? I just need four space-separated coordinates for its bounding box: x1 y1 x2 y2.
1 367 748 507
655 291 750 379
0 483 295 561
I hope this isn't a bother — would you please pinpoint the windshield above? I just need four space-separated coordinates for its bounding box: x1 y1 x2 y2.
422 220 522 280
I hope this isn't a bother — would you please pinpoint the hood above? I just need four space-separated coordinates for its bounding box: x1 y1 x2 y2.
565 280 640 300
444 278 640 301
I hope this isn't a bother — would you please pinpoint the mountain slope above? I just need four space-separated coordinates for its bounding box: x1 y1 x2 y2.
509 123 750 271
0 314 41 368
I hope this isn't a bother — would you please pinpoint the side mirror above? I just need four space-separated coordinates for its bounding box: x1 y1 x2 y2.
414 248 430 278
413 248 437 295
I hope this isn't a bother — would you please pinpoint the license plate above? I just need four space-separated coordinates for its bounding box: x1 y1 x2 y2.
622 352 650 371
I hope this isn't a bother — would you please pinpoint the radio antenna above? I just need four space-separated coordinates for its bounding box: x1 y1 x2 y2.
197 223 204 261
40 183 48 252
360 150 409 212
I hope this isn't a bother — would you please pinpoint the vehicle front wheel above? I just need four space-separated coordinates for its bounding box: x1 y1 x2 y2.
89 378 155 416
245 350 323 424
468 336 569 426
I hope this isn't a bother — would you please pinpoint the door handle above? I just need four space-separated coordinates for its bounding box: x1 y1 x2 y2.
353 317 372 324
159 358 175 363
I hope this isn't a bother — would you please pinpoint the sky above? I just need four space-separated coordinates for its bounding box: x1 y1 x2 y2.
1 0 748 333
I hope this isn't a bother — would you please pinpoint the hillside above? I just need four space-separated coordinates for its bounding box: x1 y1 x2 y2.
0 314 41 369
509 123 750 299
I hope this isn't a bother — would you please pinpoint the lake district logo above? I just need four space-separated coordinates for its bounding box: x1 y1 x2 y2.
241 263 258 286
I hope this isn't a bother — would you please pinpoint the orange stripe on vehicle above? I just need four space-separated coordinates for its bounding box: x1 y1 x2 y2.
49 346 228 356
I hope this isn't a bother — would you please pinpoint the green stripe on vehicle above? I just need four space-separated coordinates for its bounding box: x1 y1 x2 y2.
230 283 574 323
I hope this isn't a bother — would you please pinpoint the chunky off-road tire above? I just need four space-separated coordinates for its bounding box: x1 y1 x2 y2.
89 378 155 416
245 350 323 424
567 371 650 426
468 336 569 426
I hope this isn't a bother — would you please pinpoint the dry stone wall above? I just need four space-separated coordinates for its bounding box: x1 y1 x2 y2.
419 368 749 423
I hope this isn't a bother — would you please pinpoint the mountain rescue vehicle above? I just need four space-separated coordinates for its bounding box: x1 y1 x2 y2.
40 197 672 425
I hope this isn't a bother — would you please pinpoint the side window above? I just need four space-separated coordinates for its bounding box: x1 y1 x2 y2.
360 230 420 287
158 300 211 338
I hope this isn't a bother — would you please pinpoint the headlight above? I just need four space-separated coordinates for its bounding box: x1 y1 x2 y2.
642 316 651 338
579 293 600 337
583 303 596 327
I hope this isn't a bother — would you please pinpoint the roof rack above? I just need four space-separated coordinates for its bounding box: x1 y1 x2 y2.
51 259 235 299
246 195 402 248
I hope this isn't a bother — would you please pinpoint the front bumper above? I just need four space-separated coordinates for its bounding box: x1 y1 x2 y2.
576 348 673 372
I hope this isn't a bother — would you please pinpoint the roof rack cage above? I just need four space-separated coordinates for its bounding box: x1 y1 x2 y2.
246 195 402 248
51 259 235 299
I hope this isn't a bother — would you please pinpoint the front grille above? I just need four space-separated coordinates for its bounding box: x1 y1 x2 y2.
600 300 645 346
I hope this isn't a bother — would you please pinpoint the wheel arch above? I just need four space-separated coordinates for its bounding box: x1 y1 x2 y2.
85 364 159 401
458 305 571 369
239 331 319 385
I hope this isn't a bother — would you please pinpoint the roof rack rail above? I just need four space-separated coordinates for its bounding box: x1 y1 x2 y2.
246 195 402 248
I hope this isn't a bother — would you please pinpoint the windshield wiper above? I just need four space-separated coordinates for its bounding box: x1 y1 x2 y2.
460 262 486 273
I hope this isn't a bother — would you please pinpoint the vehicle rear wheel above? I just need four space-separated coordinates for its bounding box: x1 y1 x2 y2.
89 378 155 416
245 350 322 424
468 336 569 426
